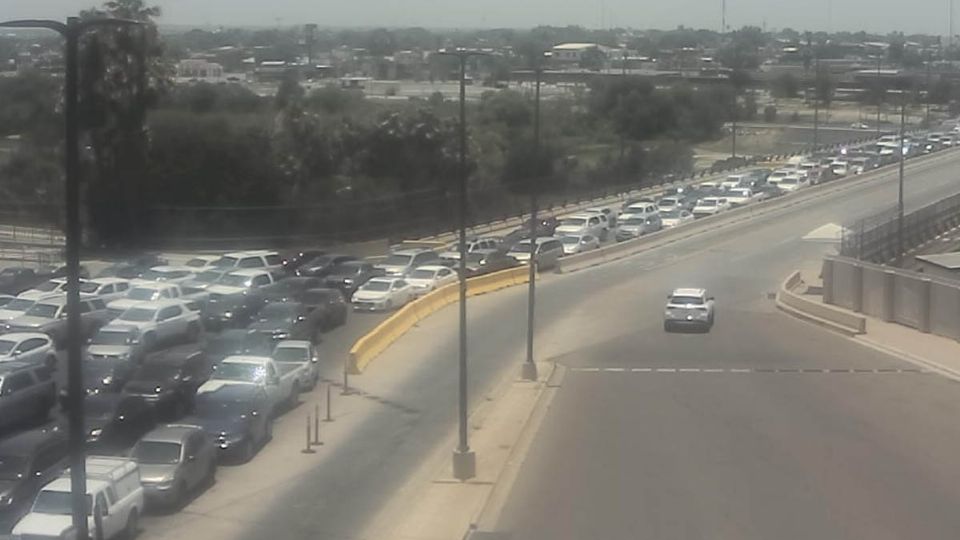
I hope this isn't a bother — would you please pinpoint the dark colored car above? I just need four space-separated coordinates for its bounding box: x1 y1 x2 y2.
82 393 157 453
300 288 349 329
503 217 559 245
59 356 135 409
322 261 382 296
246 301 322 342
122 346 214 420
294 254 358 278
95 254 167 280
280 250 326 275
202 329 275 365
261 277 324 302
181 385 273 463
0 424 69 532
202 292 267 330
0 268 43 296
464 250 520 277
755 184 785 199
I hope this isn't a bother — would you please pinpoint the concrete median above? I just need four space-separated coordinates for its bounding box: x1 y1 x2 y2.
776 270 867 336
348 266 530 373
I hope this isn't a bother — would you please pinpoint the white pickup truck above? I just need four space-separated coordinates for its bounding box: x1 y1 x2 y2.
196 355 304 413
13 456 144 540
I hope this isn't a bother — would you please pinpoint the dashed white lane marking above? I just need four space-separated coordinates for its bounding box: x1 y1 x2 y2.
570 367 928 375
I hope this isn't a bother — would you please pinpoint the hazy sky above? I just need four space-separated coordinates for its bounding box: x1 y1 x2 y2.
3 0 956 35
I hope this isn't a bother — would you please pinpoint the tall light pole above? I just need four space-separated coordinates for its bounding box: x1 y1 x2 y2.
897 91 907 265
0 16 142 540
813 55 820 149
522 51 551 382
925 56 932 126
436 47 487 481
876 55 883 137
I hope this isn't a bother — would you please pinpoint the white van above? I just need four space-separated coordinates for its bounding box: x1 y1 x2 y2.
14 456 144 540
508 237 565 269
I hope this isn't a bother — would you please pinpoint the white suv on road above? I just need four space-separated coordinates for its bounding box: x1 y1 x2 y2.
664 288 715 332
212 250 283 272
110 299 202 348
555 213 608 240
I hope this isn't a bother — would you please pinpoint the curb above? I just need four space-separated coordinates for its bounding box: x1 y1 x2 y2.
854 336 960 382
775 298 862 337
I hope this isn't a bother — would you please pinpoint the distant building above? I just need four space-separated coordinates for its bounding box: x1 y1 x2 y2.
177 59 224 80
254 60 295 82
551 43 600 63
915 253 960 281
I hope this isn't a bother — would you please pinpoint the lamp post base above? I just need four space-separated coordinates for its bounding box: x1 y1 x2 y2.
521 361 538 382
452 449 476 481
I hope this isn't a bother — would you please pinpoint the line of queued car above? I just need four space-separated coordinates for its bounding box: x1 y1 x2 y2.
0 249 357 537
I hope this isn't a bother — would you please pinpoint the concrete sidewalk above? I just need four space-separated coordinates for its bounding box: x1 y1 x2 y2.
794 266 960 379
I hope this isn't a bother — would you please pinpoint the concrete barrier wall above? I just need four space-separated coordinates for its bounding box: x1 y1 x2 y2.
930 282 960 339
776 270 866 334
861 265 887 318
831 260 858 311
348 266 530 373
893 274 923 329
824 254 960 341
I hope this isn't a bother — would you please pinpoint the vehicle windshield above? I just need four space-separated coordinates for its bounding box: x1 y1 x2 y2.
409 269 437 280
186 258 211 268
274 347 309 363
0 455 27 480
362 281 391 292
33 281 61 292
195 270 223 283
213 256 239 268
560 218 586 227
382 254 413 266
215 362 266 382
78 282 100 293
660 211 682 219
25 303 59 318
32 491 92 516
561 237 582 244
729 190 749 197
670 296 704 305
128 288 161 301
0 340 15 355
119 307 157 322
781 178 799 185
218 274 252 287
91 329 135 346
134 441 182 465
698 200 717 207
3 298 35 312
509 242 532 252
196 397 247 419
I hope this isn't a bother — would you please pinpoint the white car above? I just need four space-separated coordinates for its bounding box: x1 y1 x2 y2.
721 173 748 190
657 197 682 212
111 299 202 348
406 265 459 295
14 456 144 540
554 213 607 240
107 282 183 319
79 277 132 303
560 234 600 255
211 250 283 272
724 188 764 207
766 169 792 187
777 175 809 192
691 197 730 218
698 179 723 190
664 287 715 332
17 278 68 300
206 269 276 297
182 268 231 291
351 277 415 311
439 238 500 261
134 265 197 285
831 160 849 177
0 332 56 367
0 296 53 325
659 209 695 228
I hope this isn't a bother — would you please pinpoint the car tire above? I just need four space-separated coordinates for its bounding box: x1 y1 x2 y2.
123 509 139 540
173 481 186 508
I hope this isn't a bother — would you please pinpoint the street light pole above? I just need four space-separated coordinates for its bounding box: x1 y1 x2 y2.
522 53 550 382
813 55 820 149
436 47 487 481
897 93 906 265
0 17 142 539
876 55 883 137
925 58 932 126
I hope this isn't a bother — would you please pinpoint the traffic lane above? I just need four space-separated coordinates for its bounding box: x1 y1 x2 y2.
497 351 960 539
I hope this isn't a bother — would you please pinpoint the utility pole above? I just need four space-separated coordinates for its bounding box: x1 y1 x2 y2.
897 93 906 265
876 55 883 137
813 55 820 149
925 57 932 126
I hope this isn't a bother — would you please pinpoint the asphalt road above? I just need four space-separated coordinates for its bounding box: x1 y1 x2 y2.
491 152 960 538
129 148 960 540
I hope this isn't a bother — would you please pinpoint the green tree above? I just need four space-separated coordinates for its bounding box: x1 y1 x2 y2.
579 48 606 71
771 73 799 98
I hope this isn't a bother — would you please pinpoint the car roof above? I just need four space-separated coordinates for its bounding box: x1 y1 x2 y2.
389 248 433 256
274 339 311 349
0 424 64 454
0 332 51 342
147 265 194 273
672 288 706 297
139 425 198 444
89 277 130 285
367 277 402 284
221 355 272 364
222 250 277 257
123 298 185 310
33 295 68 306
130 281 178 290
563 213 598 219
412 265 450 273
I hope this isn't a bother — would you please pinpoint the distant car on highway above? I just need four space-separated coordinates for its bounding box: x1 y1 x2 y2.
507 237 564 270
260 277 324 303
182 384 273 463
132 425 217 509
659 209 695 228
123 346 213 420
211 250 283 273
95 253 168 280
297 288 349 329
0 332 56 367
202 329 275 365
280 249 326 275
560 234 601 255
81 393 157 453
692 197 730 218
247 301 323 342
86 324 148 365
202 292 267 331
79 277 132 303
107 282 185 319
777 175 809 193
205 269 277 297
272 340 319 392
438 238 500 262
6 296 109 347
16 278 68 300
183 255 221 270
664 288 715 332
111 299 202 350
503 216 559 244
616 215 659 241
555 213 608 241
724 188 765 207
406 265 459 295
182 268 231 291
375 249 441 278
294 253 359 278
323 261 382 296
0 424 68 532
0 297 53 326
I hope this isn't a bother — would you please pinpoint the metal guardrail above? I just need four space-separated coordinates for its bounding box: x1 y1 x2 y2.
842 190 960 264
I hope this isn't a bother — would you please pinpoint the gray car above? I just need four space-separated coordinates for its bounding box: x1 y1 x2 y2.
0 362 56 433
86 324 148 364
5 296 110 347
132 425 217 508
